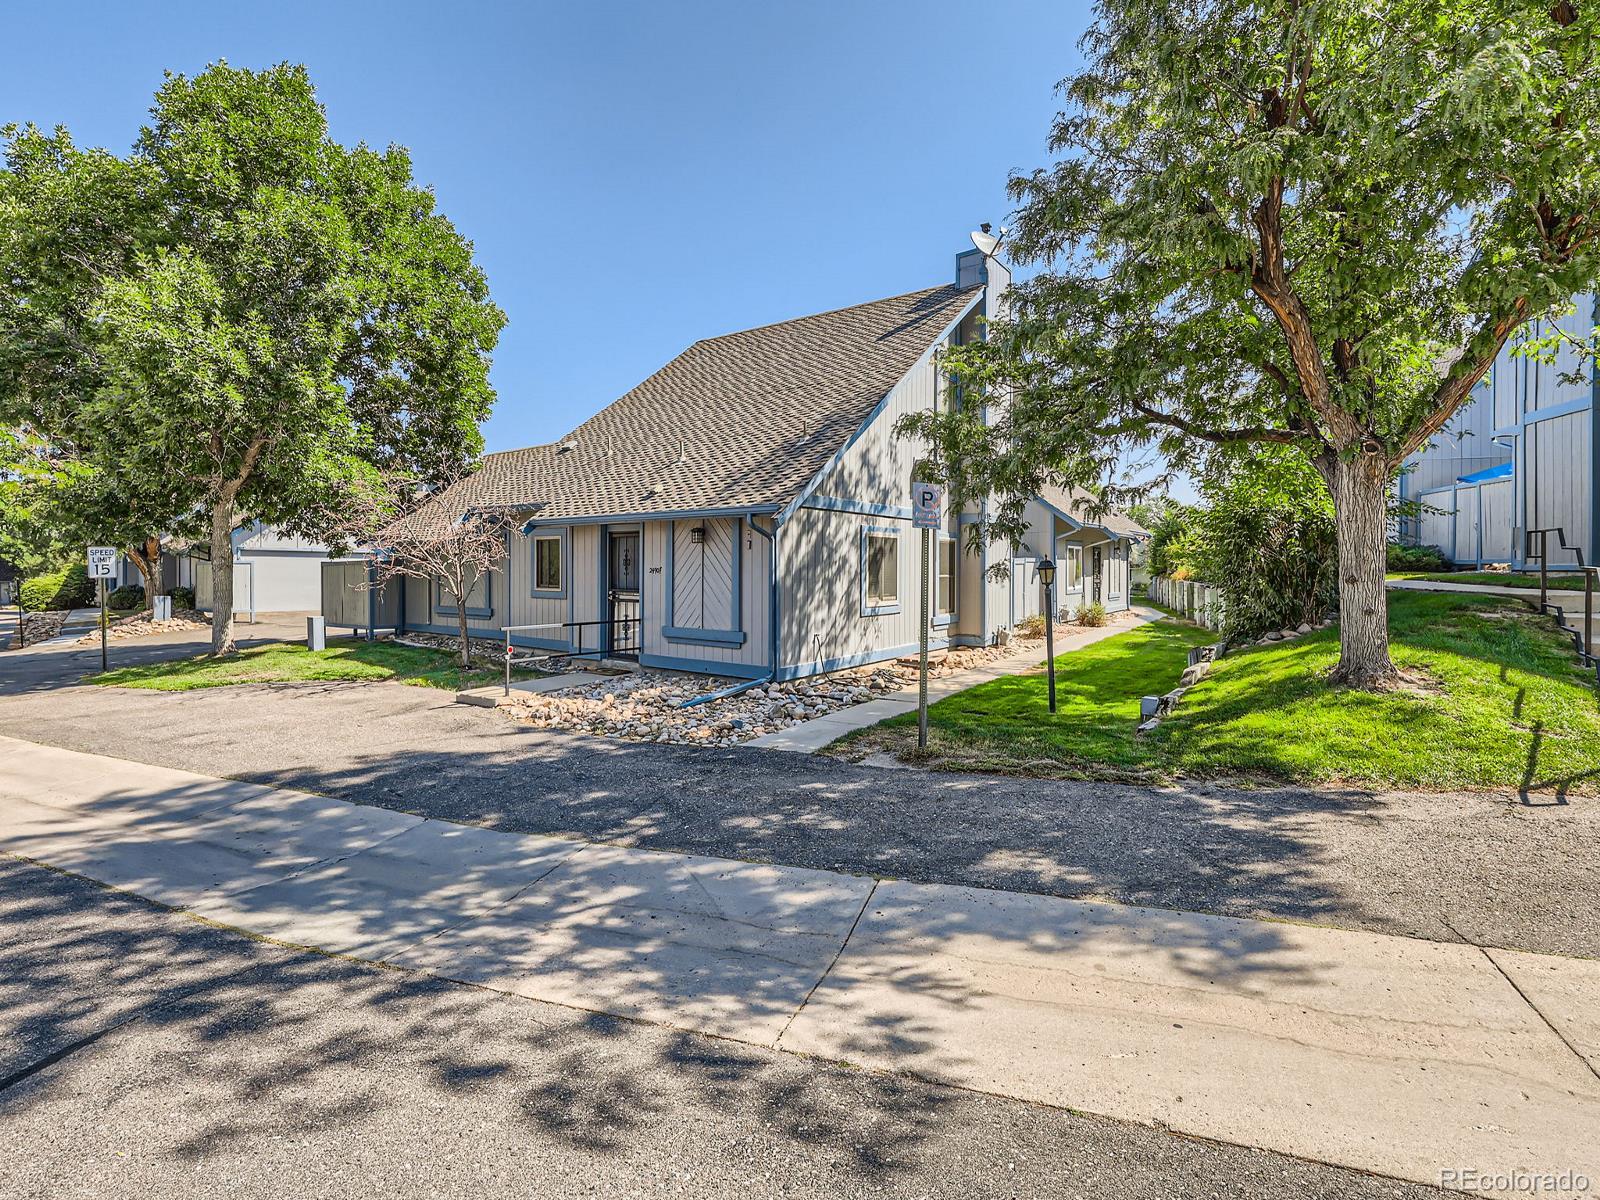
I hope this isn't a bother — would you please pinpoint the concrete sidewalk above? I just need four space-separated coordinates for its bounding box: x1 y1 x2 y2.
1 733 1597 1199
747 606 1165 752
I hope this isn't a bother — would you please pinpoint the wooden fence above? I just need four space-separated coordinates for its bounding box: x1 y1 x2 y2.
1148 575 1225 632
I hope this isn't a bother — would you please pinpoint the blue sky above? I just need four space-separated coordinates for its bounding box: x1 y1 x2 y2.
3 0 1096 454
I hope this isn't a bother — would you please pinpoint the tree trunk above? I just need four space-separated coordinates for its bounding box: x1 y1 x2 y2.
209 498 237 656
127 537 160 611
456 604 471 668
1322 452 1397 687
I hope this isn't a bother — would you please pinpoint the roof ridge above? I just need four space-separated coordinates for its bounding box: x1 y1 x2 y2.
686 282 970 347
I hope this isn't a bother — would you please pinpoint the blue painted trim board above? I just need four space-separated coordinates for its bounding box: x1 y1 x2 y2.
859 525 903 617
529 527 569 598
776 637 950 682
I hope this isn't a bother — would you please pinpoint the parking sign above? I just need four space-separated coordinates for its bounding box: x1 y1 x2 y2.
911 481 944 530
87 546 117 579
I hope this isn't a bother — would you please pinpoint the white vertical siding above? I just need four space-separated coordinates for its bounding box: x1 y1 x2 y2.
1480 480 1513 561
641 518 772 671
1525 411 1592 566
780 505 940 674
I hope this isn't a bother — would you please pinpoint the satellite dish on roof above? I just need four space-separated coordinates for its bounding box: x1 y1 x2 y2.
970 227 1002 257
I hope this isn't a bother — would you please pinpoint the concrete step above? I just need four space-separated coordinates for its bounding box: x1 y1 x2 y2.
455 671 607 708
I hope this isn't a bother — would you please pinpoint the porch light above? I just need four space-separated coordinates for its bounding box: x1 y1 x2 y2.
690 526 706 544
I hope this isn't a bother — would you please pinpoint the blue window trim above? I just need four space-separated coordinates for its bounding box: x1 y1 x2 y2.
435 569 493 619
529 527 568 599
662 516 745 646
934 532 957 628
860 525 903 617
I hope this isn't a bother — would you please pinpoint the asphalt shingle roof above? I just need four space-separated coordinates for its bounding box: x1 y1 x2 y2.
411 283 982 526
1041 484 1150 540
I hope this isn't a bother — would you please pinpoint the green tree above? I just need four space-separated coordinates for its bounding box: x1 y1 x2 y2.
913 0 1600 686
0 63 505 653
1188 447 1339 638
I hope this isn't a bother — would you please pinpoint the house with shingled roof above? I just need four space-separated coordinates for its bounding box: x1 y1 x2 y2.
360 240 1146 682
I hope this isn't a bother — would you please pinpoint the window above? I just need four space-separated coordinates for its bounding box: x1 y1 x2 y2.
937 536 957 620
862 529 900 614
1061 545 1083 590
533 533 563 593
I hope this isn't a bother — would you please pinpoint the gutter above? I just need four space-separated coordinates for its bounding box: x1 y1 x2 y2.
678 511 784 708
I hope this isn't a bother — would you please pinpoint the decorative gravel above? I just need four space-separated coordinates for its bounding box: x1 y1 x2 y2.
72 608 211 646
498 621 1136 747
14 610 68 643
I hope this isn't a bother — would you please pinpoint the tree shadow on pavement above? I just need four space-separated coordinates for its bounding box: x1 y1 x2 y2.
0 859 1439 1199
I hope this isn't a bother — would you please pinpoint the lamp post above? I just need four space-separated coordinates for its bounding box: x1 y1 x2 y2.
1037 558 1057 713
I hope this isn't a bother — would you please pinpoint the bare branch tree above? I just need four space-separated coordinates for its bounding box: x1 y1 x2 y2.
327 469 513 668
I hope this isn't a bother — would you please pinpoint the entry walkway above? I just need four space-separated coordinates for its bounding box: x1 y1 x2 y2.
748 606 1166 752
2 735 1596 1196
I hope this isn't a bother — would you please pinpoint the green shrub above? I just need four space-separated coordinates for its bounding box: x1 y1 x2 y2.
1387 541 1448 572
1075 601 1108 627
168 586 196 611
1188 447 1338 639
108 584 146 609
19 565 95 611
1147 508 1197 577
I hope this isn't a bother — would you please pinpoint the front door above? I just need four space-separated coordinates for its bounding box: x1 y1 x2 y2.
1091 546 1103 604
608 531 641 656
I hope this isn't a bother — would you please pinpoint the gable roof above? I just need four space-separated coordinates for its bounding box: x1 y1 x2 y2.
412 283 982 527
1039 484 1149 540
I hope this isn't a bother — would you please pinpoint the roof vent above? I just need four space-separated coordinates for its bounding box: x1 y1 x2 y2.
557 440 577 454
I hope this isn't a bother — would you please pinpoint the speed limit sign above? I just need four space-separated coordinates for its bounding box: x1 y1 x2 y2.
87 546 118 579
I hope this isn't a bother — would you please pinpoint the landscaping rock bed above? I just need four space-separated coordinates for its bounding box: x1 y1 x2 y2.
499 610 1146 747
13 610 68 644
508 667 907 746
71 608 210 646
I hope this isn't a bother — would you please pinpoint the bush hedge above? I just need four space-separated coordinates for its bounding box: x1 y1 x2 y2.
19 564 95 612
1075 602 1109 627
168 586 196 611
1387 541 1449 572
108 584 146 609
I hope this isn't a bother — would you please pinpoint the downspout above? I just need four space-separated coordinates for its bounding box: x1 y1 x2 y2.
678 512 782 708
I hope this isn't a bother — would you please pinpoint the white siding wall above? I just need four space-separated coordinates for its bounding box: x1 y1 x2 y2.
641 518 772 672
237 550 330 613
779 505 940 673
1525 410 1593 567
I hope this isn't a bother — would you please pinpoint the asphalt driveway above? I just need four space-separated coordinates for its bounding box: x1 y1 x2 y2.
2 632 1596 959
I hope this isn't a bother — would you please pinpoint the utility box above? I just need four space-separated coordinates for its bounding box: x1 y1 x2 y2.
152 595 173 622
1140 694 1161 723
306 614 327 652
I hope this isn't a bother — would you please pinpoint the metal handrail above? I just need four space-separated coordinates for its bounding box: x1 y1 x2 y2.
1523 526 1588 611
500 617 639 695
1523 528 1598 680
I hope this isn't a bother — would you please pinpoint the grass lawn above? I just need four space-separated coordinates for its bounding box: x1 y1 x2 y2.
837 591 1600 794
1390 570 1592 592
90 637 540 692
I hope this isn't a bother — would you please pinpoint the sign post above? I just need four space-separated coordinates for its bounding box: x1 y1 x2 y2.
911 482 945 751
87 546 116 672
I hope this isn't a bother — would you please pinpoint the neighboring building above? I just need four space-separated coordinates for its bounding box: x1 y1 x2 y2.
1400 295 1597 569
190 523 355 617
344 239 1146 682
110 523 351 616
